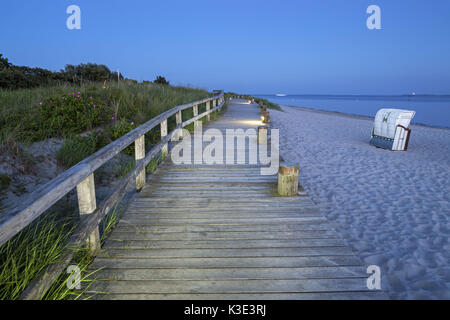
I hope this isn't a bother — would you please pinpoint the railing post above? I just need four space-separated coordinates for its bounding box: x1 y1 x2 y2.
206 101 211 121
76 173 100 255
213 99 216 108
160 119 168 156
176 110 182 140
135 135 145 190
193 104 201 131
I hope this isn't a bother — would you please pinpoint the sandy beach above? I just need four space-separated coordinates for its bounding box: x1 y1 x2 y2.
271 105 450 299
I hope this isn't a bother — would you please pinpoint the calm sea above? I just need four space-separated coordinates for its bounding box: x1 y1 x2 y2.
255 95 450 129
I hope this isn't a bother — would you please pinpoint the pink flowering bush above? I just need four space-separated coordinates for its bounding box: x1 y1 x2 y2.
22 92 113 141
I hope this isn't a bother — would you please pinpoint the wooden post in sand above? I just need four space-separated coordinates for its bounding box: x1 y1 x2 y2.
261 106 267 114
262 111 271 124
278 163 299 196
257 126 268 145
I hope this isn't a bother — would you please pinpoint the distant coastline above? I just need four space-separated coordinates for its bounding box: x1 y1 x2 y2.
280 104 450 131
254 94 450 129
255 94 450 97
255 94 450 101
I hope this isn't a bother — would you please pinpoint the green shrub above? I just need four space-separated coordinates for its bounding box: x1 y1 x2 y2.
1 82 210 147
106 119 136 155
56 131 109 168
154 75 169 85
21 93 113 141
253 97 281 110
108 119 135 140
0 174 11 189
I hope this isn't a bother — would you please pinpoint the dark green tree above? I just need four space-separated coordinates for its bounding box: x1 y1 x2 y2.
154 75 169 85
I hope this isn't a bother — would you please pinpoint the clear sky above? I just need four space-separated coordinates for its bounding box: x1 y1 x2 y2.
1 0 449 94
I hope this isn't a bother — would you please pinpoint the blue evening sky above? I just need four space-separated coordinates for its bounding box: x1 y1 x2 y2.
1 0 449 94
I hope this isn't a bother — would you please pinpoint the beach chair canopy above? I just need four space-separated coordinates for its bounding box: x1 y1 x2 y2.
370 108 416 151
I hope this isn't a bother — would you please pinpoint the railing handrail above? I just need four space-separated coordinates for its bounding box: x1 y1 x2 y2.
0 92 224 247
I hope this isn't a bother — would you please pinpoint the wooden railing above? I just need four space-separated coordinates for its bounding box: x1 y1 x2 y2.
0 91 225 299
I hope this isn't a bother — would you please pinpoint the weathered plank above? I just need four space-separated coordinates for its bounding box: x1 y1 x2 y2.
92 292 387 300
102 239 349 249
106 230 338 241
90 255 363 269
113 222 331 233
88 278 372 294
97 246 355 259
91 266 368 281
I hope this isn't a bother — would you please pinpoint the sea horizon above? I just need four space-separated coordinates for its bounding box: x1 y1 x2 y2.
255 94 450 129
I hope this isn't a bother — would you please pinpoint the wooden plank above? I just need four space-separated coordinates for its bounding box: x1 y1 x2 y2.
90 256 363 269
133 197 312 204
88 278 371 294
106 230 338 241
97 247 354 259
91 292 387 300
121 214 322 222
125 207 320 213
116 217 328 225
113 222 331 233
91 266 368 281
102 238 347 249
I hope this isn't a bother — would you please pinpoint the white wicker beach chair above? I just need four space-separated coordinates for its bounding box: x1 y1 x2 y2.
370 108 416 151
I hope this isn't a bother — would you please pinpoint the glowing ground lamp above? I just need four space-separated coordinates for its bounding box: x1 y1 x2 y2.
262 111 271 124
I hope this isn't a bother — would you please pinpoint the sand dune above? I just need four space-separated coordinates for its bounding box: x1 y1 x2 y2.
271 105 450 299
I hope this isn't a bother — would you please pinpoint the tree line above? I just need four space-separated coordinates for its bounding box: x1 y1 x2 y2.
0 53 169 90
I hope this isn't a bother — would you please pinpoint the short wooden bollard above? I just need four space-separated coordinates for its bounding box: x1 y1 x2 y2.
260 106 267 114
263 111 271 124
257 126 267 144
278 163 300 196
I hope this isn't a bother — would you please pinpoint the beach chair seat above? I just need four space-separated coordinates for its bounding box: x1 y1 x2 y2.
370 108 416 151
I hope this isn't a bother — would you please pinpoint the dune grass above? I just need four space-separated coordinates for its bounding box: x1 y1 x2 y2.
0 83 225 300
0 210 76 300
0 201 123 300
252 97 281 111
0 81 210 159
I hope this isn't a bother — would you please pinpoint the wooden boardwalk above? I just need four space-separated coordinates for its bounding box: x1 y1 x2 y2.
89 99 386 299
